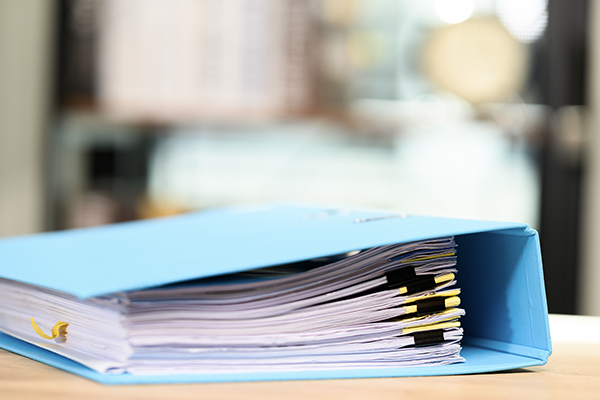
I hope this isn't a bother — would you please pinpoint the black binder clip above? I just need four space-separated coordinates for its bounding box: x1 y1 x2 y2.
385 267 417 287
405 296 461 316
413 329 446 346
385 270 455 295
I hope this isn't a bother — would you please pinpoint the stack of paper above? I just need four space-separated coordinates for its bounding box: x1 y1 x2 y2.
0 237 464 375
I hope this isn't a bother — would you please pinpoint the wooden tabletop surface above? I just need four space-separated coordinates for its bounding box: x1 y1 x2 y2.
1 314 599 400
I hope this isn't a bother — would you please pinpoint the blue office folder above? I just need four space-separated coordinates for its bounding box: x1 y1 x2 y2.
0 203 551 384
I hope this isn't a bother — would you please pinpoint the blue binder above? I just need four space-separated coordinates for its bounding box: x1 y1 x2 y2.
0 203 551 384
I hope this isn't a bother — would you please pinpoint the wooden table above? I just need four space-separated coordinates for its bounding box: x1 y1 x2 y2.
1 314 599 400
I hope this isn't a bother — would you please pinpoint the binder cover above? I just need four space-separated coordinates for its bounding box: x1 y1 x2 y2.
0 203 551 384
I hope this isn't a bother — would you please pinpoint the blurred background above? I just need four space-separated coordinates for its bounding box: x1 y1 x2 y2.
1 0 599 315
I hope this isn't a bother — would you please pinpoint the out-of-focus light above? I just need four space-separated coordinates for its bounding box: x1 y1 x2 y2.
410 94 446 130
492 94 529 132
435 0 474 24
496 0 548 43
346 30 385 70
422 19 527 104
321 0 359 26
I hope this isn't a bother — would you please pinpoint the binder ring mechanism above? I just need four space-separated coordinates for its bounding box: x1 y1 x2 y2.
30 318 69 342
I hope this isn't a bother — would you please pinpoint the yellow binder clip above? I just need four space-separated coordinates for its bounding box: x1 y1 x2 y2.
30 318 69 342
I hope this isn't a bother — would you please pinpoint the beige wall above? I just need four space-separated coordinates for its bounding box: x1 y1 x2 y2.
0 0 55 237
